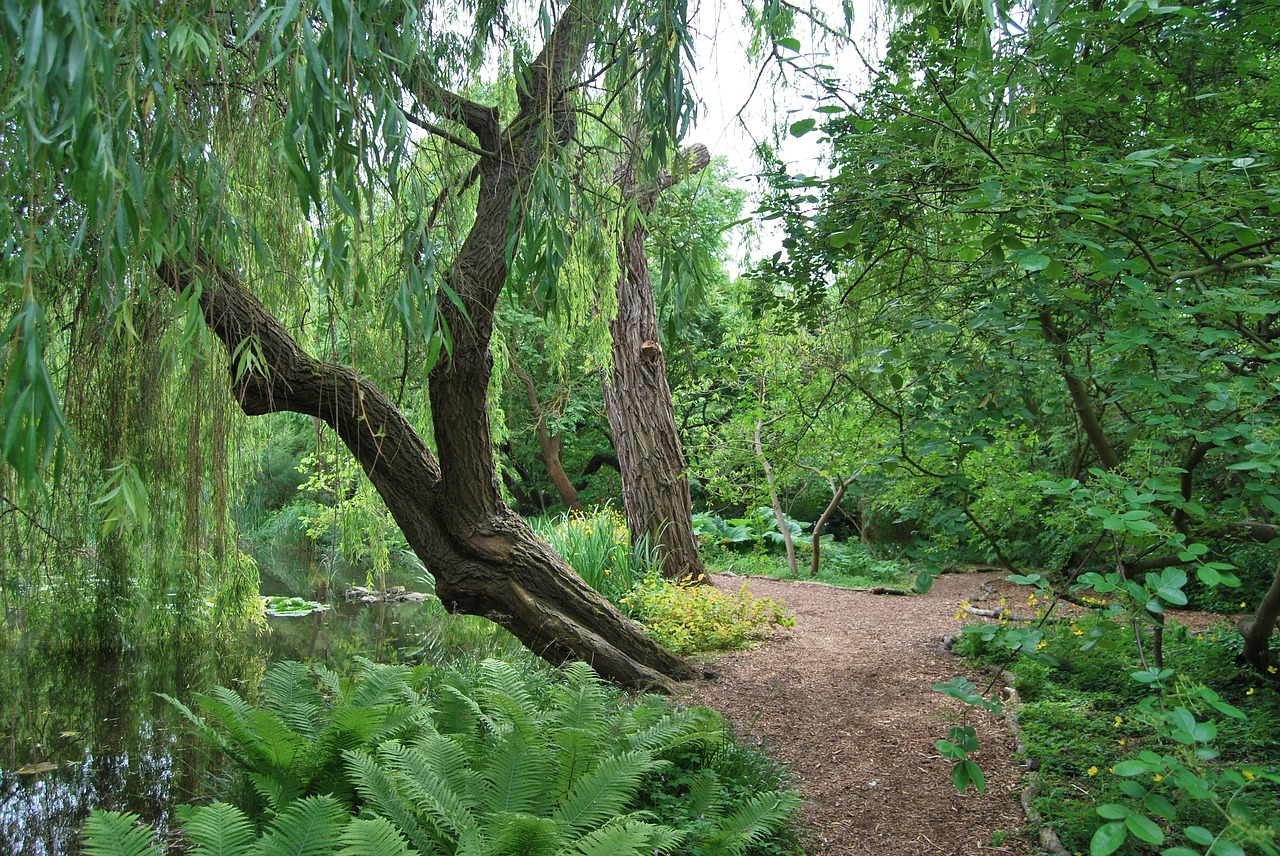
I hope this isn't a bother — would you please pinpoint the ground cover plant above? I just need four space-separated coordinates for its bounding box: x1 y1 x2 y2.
949 581 1280 855
83 657 804 856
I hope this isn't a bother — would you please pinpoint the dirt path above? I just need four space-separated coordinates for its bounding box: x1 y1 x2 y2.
679 572 1033 856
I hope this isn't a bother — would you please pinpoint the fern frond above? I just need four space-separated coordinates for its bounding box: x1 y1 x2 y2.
438 684 488 740
159 693 254 770
474 660 539 735
626 706 716 756
561 817 683 856
80 810 159 856
550 727 602 798
683 769 723 819
548 666 609 739
248 771 305 812
380 742 480 843
486 812 559 856
551 750 661 838
262 661 324 741
349 661 417 708
342 748 436 854
702 791 801 854
480 726 554 816
312 663 346 704
177 801 256 856
252 794 347 856
335 816 415 856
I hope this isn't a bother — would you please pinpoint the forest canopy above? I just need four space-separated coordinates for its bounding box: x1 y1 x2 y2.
2 0 1280 680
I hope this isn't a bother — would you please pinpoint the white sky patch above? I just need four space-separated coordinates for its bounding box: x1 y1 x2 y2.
687 0 887 271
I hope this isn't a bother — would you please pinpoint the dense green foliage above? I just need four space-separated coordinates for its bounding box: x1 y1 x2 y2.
85 658 804 856
955 603 1280 855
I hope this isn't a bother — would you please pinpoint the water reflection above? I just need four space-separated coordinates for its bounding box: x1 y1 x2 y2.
0 578 519 854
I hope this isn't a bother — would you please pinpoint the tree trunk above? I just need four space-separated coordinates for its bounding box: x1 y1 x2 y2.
810 474 856 577
1039 310 1120 471
603 143 710 582
152 4 694 690
755 412 799 579
158 257 692 691
1238 558 1280 680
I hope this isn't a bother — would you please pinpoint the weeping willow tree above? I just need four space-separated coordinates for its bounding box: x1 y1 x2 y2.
0 0 712 688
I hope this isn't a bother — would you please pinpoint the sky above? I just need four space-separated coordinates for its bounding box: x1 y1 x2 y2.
687 0 885 267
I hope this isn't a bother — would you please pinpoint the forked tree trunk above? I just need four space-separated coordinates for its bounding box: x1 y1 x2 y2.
155 4 693 690
1238 558 1280 679
158 257 691 690
603 143 710 582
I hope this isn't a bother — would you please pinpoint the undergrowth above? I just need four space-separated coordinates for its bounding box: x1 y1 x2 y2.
952 595 1280 855
83 657 806 856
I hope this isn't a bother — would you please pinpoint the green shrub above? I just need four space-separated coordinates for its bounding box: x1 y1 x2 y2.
622 575 794 655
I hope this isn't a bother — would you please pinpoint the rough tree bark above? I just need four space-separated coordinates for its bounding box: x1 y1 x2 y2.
603 142 710 582
158 257 690 690
157 3 693 690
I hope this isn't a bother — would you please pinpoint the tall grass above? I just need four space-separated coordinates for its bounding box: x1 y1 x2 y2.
529 508 662 605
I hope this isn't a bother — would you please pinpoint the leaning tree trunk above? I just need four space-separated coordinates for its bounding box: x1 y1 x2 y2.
158 256 691 691
155 4 692 691
603 143 710 582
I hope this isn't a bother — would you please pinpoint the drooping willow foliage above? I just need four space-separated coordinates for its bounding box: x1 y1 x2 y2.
0 0 707 650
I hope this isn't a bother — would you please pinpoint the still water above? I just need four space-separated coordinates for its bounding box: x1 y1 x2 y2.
0 557 516 854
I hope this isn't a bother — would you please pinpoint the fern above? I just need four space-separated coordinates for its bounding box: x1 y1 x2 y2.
155 658 804 856
262 661 325 741
480 726 553 816
342 747 438 854
375 742 480 845
551 750 662 838
252 794 347 856
563 817 684 856
335 817 416 856
486 812 560 856
347 660 420 708
177 801 256 856
702 791 802 854
81 811 159 856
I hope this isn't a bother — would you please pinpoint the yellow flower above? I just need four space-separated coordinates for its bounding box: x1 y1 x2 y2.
1037 641 1048 650
1270 666 1278 675
1241 602 1248 608
1247 688 1255 696
1087 766 1099 777
1118 739 1126 747
1114 716 1123 727
1243 770 1256 781
1072 626 1083 636
1152 774 1163 783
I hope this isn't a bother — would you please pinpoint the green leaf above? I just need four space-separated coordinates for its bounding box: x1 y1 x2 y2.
1112 760 1149 776
1091 821 1128 856
1143 793 1176 820
1096 804 1130 820
1126 812 1164 845
775 37 802 52
951 760 971 791
789 118 817 137
82 811 160 856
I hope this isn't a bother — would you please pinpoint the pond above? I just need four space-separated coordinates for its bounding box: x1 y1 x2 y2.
0 553 521 855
